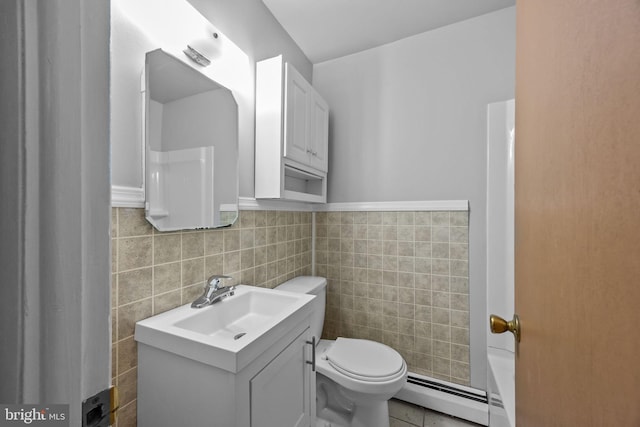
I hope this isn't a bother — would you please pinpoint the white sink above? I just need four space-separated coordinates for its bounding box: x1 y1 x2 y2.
174 288 302 338
135 285 314 373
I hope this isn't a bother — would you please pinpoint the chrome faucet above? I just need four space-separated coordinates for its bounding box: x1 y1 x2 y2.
191 275 235 308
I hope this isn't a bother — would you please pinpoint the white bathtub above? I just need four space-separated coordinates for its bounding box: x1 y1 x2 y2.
487 348 515 427
485 99 516 427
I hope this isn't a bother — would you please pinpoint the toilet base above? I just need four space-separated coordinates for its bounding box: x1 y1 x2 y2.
314 339 402 427
349 400 390 427
315 401 390 427
316 415 347 427
316 372 391 427
314 418 349 427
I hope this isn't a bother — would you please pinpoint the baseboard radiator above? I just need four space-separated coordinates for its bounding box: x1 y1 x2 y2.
395 373 489 426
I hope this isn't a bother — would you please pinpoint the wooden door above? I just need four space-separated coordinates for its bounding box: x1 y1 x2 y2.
515 1 640 425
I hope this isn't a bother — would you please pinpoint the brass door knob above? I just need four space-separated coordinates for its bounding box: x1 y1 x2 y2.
490 314 521 343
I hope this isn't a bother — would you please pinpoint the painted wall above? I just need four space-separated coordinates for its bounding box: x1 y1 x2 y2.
189 0 312 201
312 7 516 388
111 0 311 199
186 0 313 199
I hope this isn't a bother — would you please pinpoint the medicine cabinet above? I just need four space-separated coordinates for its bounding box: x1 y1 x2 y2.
143 49 239 231
255 55 329 203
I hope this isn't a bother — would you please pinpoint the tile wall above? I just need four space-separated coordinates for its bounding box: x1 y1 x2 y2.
315 211 470 385
110 208 312 426
110 207 470 425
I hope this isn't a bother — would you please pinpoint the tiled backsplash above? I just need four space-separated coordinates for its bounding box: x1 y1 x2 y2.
110 207 470 425
111 208 312 426
315 211 470 385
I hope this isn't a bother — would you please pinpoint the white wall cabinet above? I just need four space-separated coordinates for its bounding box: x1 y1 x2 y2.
255 55 329 203
307 89 329 172
137 321 316 427
283 64 329 173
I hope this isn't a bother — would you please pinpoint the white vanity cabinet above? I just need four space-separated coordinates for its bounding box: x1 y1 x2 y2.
250 327 314 427
136 302 316 427
255 55 329 203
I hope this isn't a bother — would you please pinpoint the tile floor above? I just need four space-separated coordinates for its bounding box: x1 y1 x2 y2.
389 399 482 427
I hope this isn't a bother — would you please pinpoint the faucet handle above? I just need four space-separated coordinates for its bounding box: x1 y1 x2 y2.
206 274 232 289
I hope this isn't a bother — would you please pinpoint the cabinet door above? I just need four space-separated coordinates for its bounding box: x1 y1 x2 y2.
308 92 329 172
250 329 313 427
284 64 312 166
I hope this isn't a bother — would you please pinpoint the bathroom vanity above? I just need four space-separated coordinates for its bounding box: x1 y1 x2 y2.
255 55 329 203
135 286 316 427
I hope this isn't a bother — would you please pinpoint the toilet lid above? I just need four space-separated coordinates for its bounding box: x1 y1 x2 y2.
325 338 405 382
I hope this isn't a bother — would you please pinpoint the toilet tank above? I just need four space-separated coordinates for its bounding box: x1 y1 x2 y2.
275 276 326 342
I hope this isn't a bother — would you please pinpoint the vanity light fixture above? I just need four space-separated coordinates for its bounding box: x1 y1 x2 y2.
183 32 221 67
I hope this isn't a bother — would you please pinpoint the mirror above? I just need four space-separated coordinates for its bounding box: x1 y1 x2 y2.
144 49 239 231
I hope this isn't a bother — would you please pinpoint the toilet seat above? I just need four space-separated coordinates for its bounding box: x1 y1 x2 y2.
316 338 407 397
323 338 406 382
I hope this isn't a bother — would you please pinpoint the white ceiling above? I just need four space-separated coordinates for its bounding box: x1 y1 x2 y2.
262 0 515 64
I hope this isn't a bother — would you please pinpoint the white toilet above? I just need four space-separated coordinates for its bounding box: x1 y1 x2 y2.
276 276 408 427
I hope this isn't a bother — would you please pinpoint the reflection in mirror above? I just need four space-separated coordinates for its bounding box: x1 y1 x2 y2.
144 49 239 231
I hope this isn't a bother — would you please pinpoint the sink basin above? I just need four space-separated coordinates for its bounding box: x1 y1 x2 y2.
135 285 314 373
174 289 302 338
